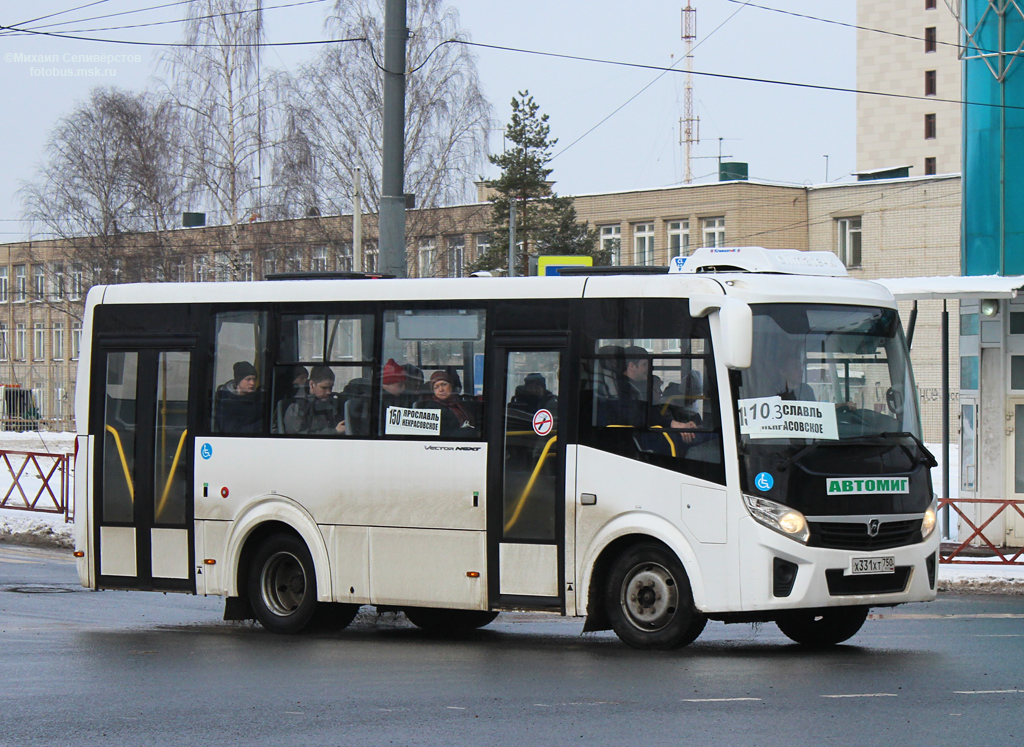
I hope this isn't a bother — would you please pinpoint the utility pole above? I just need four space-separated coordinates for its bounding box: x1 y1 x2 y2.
379 0 407 278
353 166 363 273
508 198 517 277
681 3 699 184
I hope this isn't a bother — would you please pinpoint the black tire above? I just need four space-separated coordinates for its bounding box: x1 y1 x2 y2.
248 534 319 634
776 606 869 647
604 543 706 650
404 607 499 633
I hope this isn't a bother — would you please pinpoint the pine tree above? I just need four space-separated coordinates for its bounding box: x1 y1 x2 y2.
471 91 605 275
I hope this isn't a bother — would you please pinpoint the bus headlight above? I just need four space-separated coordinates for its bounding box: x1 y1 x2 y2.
743 494 810 544
921 501 937 539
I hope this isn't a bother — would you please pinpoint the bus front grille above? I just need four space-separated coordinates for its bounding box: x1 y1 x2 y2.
808 519 922 551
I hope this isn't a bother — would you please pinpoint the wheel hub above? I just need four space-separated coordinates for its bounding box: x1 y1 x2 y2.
621 562 679 632
261 551 306 616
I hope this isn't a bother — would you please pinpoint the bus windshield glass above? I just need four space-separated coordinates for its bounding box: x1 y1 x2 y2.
736 304 921 444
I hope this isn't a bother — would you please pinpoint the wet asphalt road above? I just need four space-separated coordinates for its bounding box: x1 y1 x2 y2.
1 543 1022 747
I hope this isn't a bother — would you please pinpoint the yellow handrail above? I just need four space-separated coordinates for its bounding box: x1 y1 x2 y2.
104 425 134 501
503 435 558 533
155 428 189 521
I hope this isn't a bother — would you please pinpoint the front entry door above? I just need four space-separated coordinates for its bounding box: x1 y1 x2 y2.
488 338 568 610
94 345 195 592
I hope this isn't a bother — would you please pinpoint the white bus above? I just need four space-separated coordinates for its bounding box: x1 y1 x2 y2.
72 247 939 649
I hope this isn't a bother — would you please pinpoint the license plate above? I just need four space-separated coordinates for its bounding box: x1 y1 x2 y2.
850 556 896 575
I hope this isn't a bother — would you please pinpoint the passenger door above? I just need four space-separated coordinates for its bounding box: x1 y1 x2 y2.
487 336 568 610
93 343 195 592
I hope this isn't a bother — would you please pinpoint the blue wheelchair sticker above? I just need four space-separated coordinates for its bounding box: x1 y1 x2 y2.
200 443 213 460
755 471 774 491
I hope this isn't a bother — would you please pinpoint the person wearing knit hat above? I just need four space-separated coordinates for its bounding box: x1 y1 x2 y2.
428 370 475 433
214 360 262 433
233 361 258 393
380 358 409 419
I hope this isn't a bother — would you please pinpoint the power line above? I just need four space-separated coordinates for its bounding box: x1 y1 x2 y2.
9 0 330 37
10 0 113 30
0 21 366 48
454 40 1024 112
724 0 975 54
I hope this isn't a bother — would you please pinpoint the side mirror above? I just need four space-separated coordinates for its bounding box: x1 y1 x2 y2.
689 295 752 370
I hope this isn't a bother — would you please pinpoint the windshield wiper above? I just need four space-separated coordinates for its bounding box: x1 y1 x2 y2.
880 431 938 468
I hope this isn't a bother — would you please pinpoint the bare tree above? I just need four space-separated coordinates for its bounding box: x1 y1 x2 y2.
273 0 493 221
20 86 189 309
161 0 266 229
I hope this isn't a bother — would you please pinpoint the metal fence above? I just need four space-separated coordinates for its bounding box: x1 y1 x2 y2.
939 497 1024 564
0 449 73 522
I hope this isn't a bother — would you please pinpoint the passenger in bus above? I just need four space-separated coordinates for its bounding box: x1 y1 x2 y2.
402 363 426 397
511 373 557 414
778 352 816 401
422 370 475 435
283 365 346 435
602 348 700 444
215 361 264 433
381 359 409 410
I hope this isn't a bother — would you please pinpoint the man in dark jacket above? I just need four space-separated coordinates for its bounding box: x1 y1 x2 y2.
215 361 264 433
284 365 346 435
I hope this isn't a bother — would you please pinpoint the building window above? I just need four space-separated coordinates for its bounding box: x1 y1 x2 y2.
0 324 7 360
925 69 937 96
337 243 354 272
836 216 862 268
925 0 936 10
214 251 231 282
925 157 937 175
0 267 7 304
71 322 81 361
447 236 465 278
474 234 491 265
667 220 690 258
600 225 622 265
363 242 379 272
262 250 277 278
14 324 26 360
284 249 302 274
925 113 936 139
52 264 65 300
70 265 83 300
111 259 122 284
239 251 254 282
633 223 655 265
33 323 45 361
418 238 436 278
925 26 937 52
14 265 26 302
32 264 45 301
702 217 725 248
52 323 64 361
194 255 208 283
312 246 329 272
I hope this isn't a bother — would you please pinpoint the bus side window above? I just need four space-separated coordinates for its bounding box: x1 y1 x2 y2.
380 308 485 439
211 311 268 435
272 313 375 438
578 299 725 484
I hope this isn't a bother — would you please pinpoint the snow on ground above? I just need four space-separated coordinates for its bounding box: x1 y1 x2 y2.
0 434 1019 592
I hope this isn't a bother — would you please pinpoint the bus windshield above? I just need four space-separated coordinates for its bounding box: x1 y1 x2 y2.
736 304 921 444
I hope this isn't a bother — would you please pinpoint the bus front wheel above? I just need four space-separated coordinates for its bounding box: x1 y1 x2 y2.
248 534 319 634
775 606 869 647
605 543 706 650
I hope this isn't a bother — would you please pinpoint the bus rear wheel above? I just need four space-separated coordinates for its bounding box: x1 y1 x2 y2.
248 534 319 634
605 543 706 650
404 608 498 633
776 606 869 647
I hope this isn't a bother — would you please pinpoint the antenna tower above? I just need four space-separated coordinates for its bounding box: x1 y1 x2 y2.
680 3 699 184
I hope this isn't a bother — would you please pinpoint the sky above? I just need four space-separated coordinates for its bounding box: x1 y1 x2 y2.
0 0 860 242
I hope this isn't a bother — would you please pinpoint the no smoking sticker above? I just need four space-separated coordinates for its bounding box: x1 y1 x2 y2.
532 408 554 437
